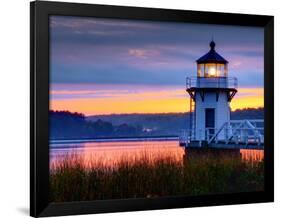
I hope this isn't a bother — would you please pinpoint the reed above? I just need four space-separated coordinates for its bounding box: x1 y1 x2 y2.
49 150 264 202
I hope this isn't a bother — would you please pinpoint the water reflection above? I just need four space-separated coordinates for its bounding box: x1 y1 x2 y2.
50 140 264 170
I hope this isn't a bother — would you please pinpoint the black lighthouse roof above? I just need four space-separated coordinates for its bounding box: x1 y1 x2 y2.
196 41 228 64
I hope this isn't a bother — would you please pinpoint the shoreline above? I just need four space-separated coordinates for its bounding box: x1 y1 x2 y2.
50 136 179 145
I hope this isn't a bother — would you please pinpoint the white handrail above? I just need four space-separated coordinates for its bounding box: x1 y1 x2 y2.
180 119 264 147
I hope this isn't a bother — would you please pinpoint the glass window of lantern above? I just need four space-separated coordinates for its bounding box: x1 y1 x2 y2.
204 63 217 77
197 64 204 77
224 64 228 77
216 64 225 77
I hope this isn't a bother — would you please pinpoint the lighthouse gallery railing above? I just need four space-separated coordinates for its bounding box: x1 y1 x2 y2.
186 77 238 89
179 119 264 148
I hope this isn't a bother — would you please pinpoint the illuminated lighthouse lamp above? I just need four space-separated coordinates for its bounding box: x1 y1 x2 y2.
197 41 228 78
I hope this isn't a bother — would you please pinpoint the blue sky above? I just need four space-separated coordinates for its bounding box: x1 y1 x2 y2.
50 15 264 88
49 16 264 115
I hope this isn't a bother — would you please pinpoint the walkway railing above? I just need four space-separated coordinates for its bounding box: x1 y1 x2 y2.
186 77 238 89
179 119 264 148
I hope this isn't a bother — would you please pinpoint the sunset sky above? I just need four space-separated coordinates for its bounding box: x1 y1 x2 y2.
50 16 264 116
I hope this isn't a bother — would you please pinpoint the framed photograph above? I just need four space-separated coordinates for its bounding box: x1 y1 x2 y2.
30 1 274 217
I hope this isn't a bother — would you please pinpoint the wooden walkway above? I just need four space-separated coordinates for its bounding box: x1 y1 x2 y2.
180 141 264 150
179 119 264 150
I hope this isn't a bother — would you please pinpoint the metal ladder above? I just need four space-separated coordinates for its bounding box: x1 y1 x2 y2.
189 97 195 140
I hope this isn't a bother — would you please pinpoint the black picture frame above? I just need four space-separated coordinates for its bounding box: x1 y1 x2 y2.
30 1 274 217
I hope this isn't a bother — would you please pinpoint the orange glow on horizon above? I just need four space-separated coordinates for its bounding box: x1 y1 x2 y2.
50 97 188 115
50 87 263 116
230 88 264 111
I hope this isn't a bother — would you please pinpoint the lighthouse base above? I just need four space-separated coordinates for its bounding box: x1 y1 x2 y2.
183 147 241 163
180 140 264 150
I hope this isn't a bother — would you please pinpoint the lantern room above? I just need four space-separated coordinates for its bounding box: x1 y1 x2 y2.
185 40 238 143
196 41 228 78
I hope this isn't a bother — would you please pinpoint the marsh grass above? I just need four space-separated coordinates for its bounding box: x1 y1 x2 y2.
49 150 264 202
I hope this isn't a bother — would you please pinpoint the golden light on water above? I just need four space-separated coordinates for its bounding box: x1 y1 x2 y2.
50 140 264 170
50 141 185 169
240 149 264 162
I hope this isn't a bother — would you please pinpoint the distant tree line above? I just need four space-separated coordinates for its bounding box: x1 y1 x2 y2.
50 108 264 140
231 107 264 120
50 110 142 140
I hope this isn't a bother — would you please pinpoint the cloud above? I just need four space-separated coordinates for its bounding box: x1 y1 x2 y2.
50 84 263 115
50 83 186 100
50 16 264 87
128 49 160 59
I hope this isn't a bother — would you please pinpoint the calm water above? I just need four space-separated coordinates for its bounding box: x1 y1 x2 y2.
50 139 264 170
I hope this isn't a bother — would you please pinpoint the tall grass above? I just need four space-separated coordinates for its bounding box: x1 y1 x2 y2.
49 150 264 202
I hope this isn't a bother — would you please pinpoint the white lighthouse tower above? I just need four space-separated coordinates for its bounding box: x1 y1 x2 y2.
186 41 238 146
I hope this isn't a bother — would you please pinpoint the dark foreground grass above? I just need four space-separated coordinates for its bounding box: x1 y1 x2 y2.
49 152 264 202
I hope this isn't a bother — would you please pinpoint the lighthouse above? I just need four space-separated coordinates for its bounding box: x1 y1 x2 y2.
186 41 238 146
